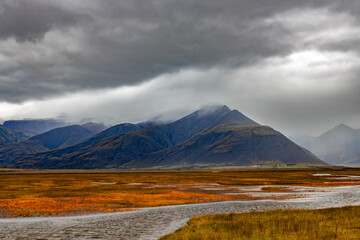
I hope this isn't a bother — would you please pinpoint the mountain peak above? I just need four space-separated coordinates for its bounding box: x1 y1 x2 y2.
195 105 231 117
319 123 357 140
326 123 355 135
334 123 352 130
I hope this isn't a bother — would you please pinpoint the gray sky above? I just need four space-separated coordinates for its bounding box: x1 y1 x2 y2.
0 0 360 136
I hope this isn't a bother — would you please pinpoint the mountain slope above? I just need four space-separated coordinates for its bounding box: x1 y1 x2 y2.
125 124 324 169
0 125 28 146
28 125 95 150
0 126 19 146
301 124 360 166
0 142 48 167
43 122 149 157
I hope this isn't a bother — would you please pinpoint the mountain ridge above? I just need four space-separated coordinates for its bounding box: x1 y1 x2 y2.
3 119 68 137
0 125 98 166
0 105 325 169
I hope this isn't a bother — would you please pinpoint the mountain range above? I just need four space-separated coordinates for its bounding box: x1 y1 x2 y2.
296 124 360 166
3 119 68 137
0 105 325 169
0 124 106 167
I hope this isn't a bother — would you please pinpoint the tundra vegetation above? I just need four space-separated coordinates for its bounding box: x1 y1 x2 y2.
0 169 360 217
160 206 360 240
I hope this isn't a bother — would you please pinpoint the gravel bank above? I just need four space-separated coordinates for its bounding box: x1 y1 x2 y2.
1 185 360 240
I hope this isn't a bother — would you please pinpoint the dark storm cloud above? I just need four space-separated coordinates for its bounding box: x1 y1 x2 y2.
0 0 86 42
0 0 348 102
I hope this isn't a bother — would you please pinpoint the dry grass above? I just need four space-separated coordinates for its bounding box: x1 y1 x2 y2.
160 206 360 240
1 169 360 217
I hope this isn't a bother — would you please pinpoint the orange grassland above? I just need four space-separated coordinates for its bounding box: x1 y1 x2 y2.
1 168 360 218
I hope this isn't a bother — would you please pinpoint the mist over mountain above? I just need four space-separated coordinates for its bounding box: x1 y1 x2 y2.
299 124 360 166
3 119 68 137
0 105 324 169
81 122 107 135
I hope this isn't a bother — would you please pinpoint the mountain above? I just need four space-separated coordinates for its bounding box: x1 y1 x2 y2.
300 124 360 166
3 119 67 137
125 125 324 169
0 125 97 166
0 121 153 168
1 105 324 169
0 125 27 146
16 126 173 169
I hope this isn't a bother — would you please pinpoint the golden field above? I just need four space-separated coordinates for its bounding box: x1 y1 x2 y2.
160 206 360 240
1 168 360 218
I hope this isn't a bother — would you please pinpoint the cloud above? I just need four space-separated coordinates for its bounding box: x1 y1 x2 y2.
0 0 346 102
1 0 360 136
1 46 360 136
0 0 87 42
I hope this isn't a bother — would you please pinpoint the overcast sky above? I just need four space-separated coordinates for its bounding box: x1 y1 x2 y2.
0 0 359 136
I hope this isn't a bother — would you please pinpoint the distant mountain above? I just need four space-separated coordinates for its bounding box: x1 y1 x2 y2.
28 125 95 150
1 105 324 169
0 125 27 146
0 125 97 166
301 124 360 166
18 126 173 169
3 119 67 137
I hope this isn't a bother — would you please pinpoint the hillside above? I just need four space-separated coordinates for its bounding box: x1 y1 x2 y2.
0 125 28 146
28 125 95 150
300 124 360 166
1 105 324 169
0 126 20 146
